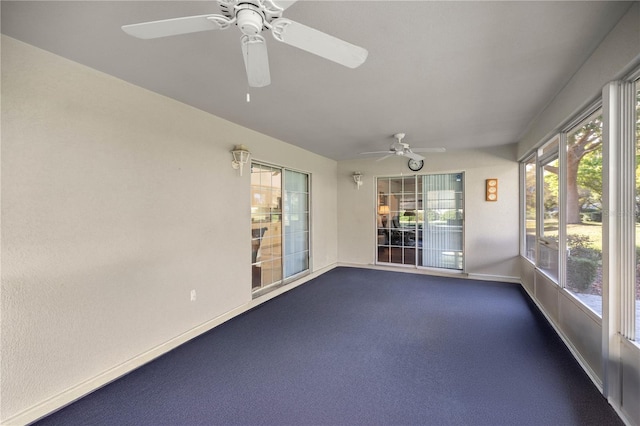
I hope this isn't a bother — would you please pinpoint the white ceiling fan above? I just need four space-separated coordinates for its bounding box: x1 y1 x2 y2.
121 0 368 88
361 133 446 163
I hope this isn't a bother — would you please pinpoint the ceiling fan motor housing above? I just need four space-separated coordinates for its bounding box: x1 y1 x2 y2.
237 7 264 35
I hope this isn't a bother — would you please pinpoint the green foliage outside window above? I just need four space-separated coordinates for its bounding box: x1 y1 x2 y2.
566 234 601 292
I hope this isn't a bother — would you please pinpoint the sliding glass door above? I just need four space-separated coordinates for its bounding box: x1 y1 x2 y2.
377 173 464 270
251 163 309 295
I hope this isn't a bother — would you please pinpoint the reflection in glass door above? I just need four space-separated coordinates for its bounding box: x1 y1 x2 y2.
251 164 282 290
376 176 420 265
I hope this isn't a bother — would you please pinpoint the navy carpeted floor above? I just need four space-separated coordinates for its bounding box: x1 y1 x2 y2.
34 267 623 425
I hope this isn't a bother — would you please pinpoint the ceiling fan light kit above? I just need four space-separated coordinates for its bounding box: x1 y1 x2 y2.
122 0 368 88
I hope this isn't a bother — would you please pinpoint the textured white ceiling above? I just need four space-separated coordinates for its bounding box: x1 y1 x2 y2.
1 1 632 160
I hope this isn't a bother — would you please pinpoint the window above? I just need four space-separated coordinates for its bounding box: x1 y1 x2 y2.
538 138 559 281
523 156 537 262
565 109 603 316
251 163 309 294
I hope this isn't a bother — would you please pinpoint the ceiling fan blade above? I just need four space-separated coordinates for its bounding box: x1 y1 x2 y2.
404 151 426 162
271 0 299 11
122 14 231 39
270 18 368 68
376 155 393 162
412 147 446 153
360 150 393 155
241 35 271 88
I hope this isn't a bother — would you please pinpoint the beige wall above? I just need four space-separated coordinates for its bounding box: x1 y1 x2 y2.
337 145 520 280
1 36 337 423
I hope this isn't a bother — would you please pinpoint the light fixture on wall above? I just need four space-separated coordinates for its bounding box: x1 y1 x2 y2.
353 172 363 189
231 144 251 176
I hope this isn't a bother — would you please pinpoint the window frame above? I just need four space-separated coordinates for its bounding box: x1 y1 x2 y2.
521 154 537 263
536 137 561 282
562 106 604 316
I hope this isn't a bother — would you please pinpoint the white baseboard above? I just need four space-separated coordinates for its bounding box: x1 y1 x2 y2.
338 262 520 284
466 273 521 284
3 264 337 426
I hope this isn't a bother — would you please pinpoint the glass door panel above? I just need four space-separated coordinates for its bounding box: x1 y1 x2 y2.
377 176 418 265
251 164 283 291
283 170 309 279
421 173 464 270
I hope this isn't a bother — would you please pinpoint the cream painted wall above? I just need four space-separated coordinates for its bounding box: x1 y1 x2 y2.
337 145 520 279
1 36 337 422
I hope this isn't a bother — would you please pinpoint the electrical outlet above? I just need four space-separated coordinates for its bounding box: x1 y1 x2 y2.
190 289 196 302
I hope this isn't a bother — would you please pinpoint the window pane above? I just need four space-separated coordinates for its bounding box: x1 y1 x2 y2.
524 157 537 261
565 110 603 317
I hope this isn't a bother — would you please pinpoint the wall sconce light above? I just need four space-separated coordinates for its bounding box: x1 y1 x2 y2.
231 144 251 176
353 172 363 189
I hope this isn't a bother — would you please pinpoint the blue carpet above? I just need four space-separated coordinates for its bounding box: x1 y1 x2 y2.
34 267 622 425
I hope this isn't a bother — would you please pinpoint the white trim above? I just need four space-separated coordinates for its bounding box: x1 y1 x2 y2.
466 273 521 284
4 264 336 426
558 132 567 289
561 101 603 135
338 262 520 284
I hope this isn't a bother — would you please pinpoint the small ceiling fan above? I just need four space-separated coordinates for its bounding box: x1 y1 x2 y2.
121 0 368 88
360 133 446 164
